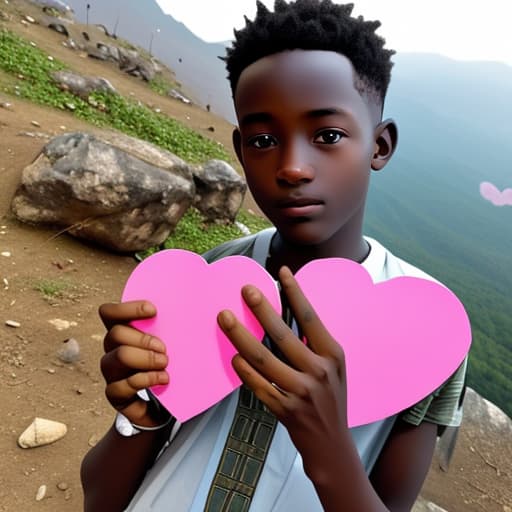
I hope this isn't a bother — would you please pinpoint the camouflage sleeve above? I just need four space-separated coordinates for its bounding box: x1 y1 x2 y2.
400 357 468 428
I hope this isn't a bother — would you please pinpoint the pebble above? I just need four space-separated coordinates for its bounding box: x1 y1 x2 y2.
48 319 78 331
64 103 76 111
88 434 99 447
35 484 46 501
57 337 80 363
57 482 69 491
24 15 35 23
5 320 21 328
1 251 11 257
0 101 12 110
18 418 67 448
47 55 54 61
47 368 56 374
30 41 37 47
30 120 41 127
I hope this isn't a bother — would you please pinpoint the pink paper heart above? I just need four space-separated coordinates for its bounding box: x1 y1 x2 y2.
480 181 512 206
122 250 471 426
122 249 281 422
294 258 471 427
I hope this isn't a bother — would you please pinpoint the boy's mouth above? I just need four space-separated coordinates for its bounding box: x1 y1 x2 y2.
276 197 324 217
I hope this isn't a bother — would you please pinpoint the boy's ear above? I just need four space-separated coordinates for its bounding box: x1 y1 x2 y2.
371 119 398 171
232 128 244 166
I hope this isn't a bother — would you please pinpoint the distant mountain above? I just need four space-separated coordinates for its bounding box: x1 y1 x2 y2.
64 0 234 118
65 0 512 416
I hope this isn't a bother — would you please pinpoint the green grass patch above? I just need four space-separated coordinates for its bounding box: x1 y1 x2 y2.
0 28 230 163
33 278 71 298
137 207 271 259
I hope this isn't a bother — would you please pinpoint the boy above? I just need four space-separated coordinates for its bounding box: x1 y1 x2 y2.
81 1 467 510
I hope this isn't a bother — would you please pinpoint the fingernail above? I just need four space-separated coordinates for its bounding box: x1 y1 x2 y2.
149 338 165 353
158 372 169 385
155 353 168 366
218 310 235 330
242 285 261 305
142 302 156 316
279 266 294 284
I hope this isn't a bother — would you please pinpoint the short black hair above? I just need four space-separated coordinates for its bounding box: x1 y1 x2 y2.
224 0 395 106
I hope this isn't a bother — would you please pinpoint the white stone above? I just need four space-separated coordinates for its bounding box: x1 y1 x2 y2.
35 484 46 501
48 319 78 331
5 320 20 328
18 418 67 448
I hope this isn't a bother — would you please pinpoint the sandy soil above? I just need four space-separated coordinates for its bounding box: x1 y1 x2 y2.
0 2 510 511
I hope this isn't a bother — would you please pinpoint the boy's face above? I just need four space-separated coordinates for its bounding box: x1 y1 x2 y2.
233 49 395 247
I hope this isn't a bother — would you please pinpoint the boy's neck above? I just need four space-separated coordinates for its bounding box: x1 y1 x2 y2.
266 230 370 278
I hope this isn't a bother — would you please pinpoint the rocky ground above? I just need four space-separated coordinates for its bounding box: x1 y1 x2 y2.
0 2 511 511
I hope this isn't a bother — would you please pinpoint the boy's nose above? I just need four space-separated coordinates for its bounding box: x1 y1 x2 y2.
276 144 315 184
276 165 315 184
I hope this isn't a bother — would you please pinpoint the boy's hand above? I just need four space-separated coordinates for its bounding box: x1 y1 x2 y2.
218 267 349 481
99 301 170 427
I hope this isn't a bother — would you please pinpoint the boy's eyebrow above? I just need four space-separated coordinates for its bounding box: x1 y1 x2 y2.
239 107 353 127
305 107 353 119
239 112 273 127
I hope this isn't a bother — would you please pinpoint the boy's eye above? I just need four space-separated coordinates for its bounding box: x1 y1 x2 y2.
248 134 277 149
313 129 344 144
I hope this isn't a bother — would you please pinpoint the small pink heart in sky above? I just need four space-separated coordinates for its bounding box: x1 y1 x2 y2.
294 259 471 427
122 250 471 426
480 181 512 206
122 249 281 422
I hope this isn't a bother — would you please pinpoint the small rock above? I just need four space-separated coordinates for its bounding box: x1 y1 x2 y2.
59 125 66 130
5 320 20 328
47 55 54 61
0 101 13 110
48 319 78 331
57 338 80 363
1 251 11 257
18 418 67 448
46 368 56 374
88 434 99 447
64 102 76 111
24 15 36 24
56 482 69 491
35 484 46 501
31 120 41 127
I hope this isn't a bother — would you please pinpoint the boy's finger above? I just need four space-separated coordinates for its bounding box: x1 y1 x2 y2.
106 370 169 408
99 300 156 330
218 310 298 391
103 324 166 354
101 345 168 384
240 284 318 372
279 266 342 358
232 354 287 417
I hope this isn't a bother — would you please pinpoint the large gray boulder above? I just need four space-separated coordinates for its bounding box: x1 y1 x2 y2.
11 132 195 252
51 70 117 99
192 159 247 223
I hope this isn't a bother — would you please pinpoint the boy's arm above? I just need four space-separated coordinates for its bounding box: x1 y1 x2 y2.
81 301 171 512
81 423 173 512
369 419 437 510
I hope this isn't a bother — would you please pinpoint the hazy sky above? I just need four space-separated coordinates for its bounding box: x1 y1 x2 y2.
155 0 512 66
